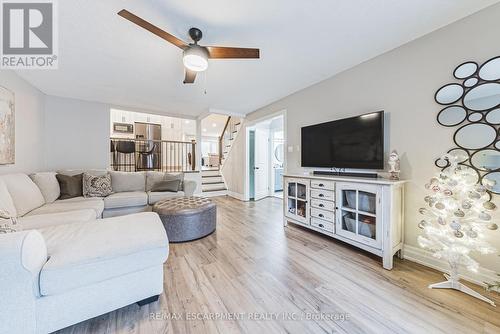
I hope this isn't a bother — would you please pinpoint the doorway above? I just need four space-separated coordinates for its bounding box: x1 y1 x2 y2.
247 113 285 201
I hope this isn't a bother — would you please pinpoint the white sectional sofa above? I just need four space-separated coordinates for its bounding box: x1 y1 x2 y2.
0 213 169 334
0 170 196 224
0 170 195 333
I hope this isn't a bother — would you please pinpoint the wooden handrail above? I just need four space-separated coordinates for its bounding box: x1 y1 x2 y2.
220 116 231 138
110 137 195 145
219 116 231 164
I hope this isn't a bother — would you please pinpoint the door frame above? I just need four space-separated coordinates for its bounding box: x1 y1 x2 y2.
244 109 287 201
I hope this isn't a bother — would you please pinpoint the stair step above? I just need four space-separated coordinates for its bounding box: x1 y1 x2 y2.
202 183 227 192
202 176 223 184
201 189 228 197
201 170 221 177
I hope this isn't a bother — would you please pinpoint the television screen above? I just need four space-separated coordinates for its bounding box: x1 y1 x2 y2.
301 111 384 169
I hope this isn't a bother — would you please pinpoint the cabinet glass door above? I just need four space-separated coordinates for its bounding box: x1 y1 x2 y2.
285 178 309 224
336 183 381 248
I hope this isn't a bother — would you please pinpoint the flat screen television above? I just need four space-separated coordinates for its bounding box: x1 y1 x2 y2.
301 111 384 169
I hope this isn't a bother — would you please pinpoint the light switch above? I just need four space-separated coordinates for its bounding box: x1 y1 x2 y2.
287 146 293 153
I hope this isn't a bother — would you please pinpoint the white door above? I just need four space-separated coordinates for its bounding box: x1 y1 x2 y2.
254 128 270 200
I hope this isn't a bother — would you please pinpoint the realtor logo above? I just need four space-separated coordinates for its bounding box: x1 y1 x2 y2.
1 0 58 69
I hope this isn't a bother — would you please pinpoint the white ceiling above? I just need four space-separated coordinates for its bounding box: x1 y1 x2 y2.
16 0 500 117
201 113 228 137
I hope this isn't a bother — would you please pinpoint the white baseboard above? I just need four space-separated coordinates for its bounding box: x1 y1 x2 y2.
227 191 247 201
403 244 497 287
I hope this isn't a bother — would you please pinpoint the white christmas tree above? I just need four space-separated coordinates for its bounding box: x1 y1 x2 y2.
418 153 498 306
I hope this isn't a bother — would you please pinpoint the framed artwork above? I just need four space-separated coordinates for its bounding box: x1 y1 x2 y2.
0 86 15 164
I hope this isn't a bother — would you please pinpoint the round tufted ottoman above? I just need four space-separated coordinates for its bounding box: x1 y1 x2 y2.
152 197 216 243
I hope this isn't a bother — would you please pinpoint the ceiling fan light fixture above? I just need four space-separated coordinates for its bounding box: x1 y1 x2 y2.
183 45 208 72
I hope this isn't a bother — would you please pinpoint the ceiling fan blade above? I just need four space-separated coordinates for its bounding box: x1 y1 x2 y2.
183 69 197 84
118 9 188 49
206 46 260 59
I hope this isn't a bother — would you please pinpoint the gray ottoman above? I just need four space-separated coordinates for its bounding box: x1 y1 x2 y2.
152 197 216 243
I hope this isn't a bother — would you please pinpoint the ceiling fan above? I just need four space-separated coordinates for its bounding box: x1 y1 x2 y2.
118 9 260 84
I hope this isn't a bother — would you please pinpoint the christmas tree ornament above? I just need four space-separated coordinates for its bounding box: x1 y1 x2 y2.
487 223 498 230
418 153 498 306
484 202 496 210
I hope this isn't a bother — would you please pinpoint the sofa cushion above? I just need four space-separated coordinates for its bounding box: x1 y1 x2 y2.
29 172 60 203
38 212 168 296
83 172 112 198
148 191 185 205
26 198 104 218
145 171 184 191
0 179 17 217
56 174 83 200
145 171 164 191
151 179 180 192
0 174 45 216
104 191 147 209
110 171 145 192
19 209 96 230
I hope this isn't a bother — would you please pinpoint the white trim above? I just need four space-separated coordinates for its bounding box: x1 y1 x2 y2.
227 191 247 201
109 105 197 120
403 244 497 287
244 110 287 201
209 108 246 119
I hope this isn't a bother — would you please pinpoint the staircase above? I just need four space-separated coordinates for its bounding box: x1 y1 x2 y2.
201 169 227 196
201 116 242 197
220 117 241 166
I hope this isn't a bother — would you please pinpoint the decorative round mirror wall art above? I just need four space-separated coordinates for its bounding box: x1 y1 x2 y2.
434 56 500 194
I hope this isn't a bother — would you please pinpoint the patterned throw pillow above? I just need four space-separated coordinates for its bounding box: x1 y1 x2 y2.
83 172 112 198
0 209 19 234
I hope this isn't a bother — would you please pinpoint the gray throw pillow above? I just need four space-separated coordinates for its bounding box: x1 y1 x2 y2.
165 173 184 191
151 179 181 192
83 172 113 197
56 173 83 200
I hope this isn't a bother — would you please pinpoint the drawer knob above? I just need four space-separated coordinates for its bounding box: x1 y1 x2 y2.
319 214 324 218
319 194 324 197
319 224 324 228
319 183 324 187
319 204 324 207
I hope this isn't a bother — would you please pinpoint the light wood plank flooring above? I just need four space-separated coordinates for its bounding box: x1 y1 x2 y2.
57 196 500 334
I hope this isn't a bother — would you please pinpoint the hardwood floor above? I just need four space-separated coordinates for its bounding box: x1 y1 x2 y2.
58 196 500 334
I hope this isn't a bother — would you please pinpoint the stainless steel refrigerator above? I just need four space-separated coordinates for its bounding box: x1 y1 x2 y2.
134 122 161 170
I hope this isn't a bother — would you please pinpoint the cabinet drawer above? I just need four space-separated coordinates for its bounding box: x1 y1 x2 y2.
311 207 334 221
311 198 335 211
311 218 334 233
311 189 334 200
311 179 335 191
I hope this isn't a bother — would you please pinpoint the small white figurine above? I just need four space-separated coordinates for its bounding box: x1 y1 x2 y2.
388 150 401 180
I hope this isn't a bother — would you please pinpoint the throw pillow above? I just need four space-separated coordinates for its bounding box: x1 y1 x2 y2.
83 172 112 197
150 179 181 192
165 173 184 191
30 172 60 203
56 173 83 200
0 218 19 234
0 208 19 234
0 179 17 218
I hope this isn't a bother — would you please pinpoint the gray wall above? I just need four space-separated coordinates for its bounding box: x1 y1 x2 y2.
0 71 46 174
44 96 110 170
226 4 500 274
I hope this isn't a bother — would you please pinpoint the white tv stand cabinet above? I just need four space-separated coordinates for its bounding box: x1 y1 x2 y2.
283 174 406 270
